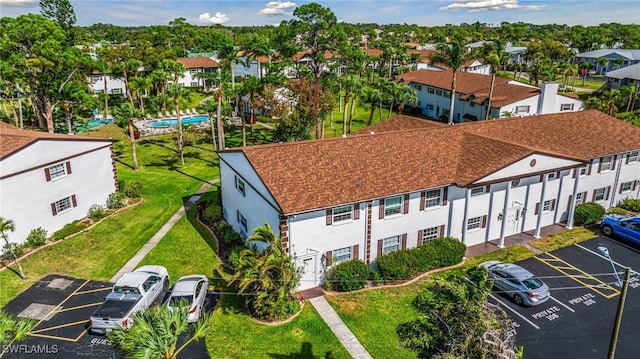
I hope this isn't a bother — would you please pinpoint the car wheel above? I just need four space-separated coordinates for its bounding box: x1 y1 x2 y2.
163 278 170 291
513 294 525 306
602 225 613 237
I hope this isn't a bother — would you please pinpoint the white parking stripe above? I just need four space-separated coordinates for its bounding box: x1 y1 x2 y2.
575 243 640 276
549 295 575 313
489 293 540 330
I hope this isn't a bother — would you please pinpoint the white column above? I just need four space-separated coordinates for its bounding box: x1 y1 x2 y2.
534 174 548 239
462 188 471 244
566 171 581 230
498 183 511 248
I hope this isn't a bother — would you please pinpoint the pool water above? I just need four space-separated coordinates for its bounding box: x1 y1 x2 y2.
150 116 209 128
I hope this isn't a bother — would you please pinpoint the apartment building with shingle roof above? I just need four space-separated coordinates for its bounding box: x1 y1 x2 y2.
218 110 640 290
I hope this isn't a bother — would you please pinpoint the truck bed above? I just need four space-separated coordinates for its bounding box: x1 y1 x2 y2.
92 298 138 319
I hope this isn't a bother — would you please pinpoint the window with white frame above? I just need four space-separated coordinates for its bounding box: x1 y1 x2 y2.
435 89 443 96
444 90 451 98
333 246 352 264
428 87 435 94
427 104 434 110
628 151 639 163
579 166 588 176
422 226 441 243
560 103 574 111
516 105 530 113
600 156 613 171
594 187 607 201
424 189 442 208
382 235 401 254
542 199 553 212
470 187 486 196
575 192 584 206
189 69 198 74
620 181 633 193
467 216 483 231
190 82 199 87
332 205 352 223
237 210 248 232
235 176 245 196
48 163 68 180
385 196 403 216
416 85 422 91
547 172 558 180
55 197 73 214
91 75 102 82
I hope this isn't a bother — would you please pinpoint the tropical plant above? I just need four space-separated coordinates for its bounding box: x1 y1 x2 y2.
479 39 511 120
597 56 609 74
114 102 141 170
166 83 191 165
108 304 212 359
217 223 301 321
429 41 474 124
25 227 48 247
0 310 35 358
0 217 25 279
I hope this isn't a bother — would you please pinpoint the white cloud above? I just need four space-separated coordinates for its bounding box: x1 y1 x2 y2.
0 0 38 7
197 12 230 24
258 1 296 17
440 0 545 12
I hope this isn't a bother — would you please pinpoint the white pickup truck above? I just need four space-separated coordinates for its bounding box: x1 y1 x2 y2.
90 265 169 334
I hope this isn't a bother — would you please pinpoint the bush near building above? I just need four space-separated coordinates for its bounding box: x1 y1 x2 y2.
574 202 606 226
324 259 369 292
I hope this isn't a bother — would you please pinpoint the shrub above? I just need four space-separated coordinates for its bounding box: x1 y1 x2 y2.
574 202 606 226
202 205 223 223
88 204 108 220
124 180 142 198
608 207 629 215
52 220 90 240
619 198 640 213
1 243 24 260
107 192 126 209
376 237 466 281
324 259 369 292
216 222 243 247
117 179 126 192
25 227 47 247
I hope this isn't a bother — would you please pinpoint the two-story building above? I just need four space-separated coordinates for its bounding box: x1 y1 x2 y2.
395 69 583 121
176 57 220 89
218 110 640 290
0 123 118 245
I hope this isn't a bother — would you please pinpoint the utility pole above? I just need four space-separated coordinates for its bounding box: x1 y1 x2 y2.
608 267 631 359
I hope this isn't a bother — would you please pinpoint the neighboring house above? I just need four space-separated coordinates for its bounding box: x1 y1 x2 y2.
465 41 529 67
573 49 640 74
88 72 127 97
0 122 117 245
176 57 220 89
408 49 491 75
218 110 640 290
232 52 271 80
395 69 583 121
605 62 640 92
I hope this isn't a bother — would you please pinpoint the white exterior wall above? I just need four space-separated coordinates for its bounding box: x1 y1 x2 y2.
0 141 116 244
89 75 127 96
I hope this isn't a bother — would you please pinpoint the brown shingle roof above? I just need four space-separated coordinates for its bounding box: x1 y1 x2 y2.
222 110 640 214
353 114 444 134
176 57 219 69
0 122 114 160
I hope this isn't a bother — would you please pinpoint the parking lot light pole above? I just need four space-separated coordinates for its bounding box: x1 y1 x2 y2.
598 246 622 287
608 267 631 359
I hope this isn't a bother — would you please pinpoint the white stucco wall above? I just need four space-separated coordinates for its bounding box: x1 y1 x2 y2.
89 75 127 96
0 141 116 244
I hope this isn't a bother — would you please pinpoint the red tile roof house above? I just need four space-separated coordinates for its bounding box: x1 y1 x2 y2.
0 123 118 245
176 57 220 90
395 69 583 122
218 110 640 290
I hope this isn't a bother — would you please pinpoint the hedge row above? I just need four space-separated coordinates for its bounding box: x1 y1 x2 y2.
376 236 466 281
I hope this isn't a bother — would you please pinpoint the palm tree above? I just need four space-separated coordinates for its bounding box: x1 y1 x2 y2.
361 86 382 126
0 217 25 279
395 84 418 115
166 84 190 166
597 57 609 74
429 41 474 124
0 310 34 357
114 102 141 170
219 223 301 321
198 99 218 152
108 304 212 359
480 40 510 120
579 61 593 86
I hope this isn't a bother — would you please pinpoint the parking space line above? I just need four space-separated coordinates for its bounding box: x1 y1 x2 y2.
28 332 82 342
534 253 619 299
54 302 102 313
575 243 640 277
489 293 540 330
28 279 90 334
30 320 89 334
549 295 575 313
73 287 112 295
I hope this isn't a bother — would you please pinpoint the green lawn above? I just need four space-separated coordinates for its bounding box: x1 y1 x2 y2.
324 104 396 138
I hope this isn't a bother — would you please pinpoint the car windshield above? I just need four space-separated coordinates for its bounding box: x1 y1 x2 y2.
113 286 140 295
522 277 544 290
168 295 193 307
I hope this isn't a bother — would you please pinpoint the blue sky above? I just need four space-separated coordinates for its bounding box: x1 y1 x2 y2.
1 0 638 27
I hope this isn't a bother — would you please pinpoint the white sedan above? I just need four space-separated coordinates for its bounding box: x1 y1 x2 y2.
166 275 209 323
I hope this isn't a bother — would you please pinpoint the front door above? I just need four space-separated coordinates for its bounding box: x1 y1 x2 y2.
505 206 520 235
297 254 318 290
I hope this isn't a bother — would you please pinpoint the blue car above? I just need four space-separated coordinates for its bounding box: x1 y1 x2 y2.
601 215 640 244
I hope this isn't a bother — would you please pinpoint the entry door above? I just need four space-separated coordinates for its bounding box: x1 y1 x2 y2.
298 255 317 290
505 207 520 235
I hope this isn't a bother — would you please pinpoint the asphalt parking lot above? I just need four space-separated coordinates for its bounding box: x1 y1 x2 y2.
491 236 640 359
3 274 217 359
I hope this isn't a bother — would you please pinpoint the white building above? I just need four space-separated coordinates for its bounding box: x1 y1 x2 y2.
0 123 118 245
176 57 220 89
88 72 127 97
218 110 640 290
396 69 583 121
574 49 640 74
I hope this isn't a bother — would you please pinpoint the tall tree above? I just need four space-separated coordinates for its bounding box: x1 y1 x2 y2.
166 84 190 165
0 217 26 280
114 102 141 171
39 0 76 42
479 40 510 120
429 41 474 124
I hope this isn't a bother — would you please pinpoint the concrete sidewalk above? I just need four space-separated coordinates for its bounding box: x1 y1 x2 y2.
110 179 219 282
309 296 373 359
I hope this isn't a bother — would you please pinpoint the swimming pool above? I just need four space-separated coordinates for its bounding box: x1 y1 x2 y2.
149 116 209 128
75 118 114 132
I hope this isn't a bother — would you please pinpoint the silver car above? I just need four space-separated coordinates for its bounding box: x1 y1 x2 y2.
479 261 550 306
166 275 209 323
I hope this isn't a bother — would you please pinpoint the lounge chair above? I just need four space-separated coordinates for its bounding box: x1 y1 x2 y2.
158 111 164 118
172 110 177 116
191 108 199 115
165 111 172 117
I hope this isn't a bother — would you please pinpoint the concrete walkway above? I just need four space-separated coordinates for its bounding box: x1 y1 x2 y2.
309 296 373 359
110 179 219 282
